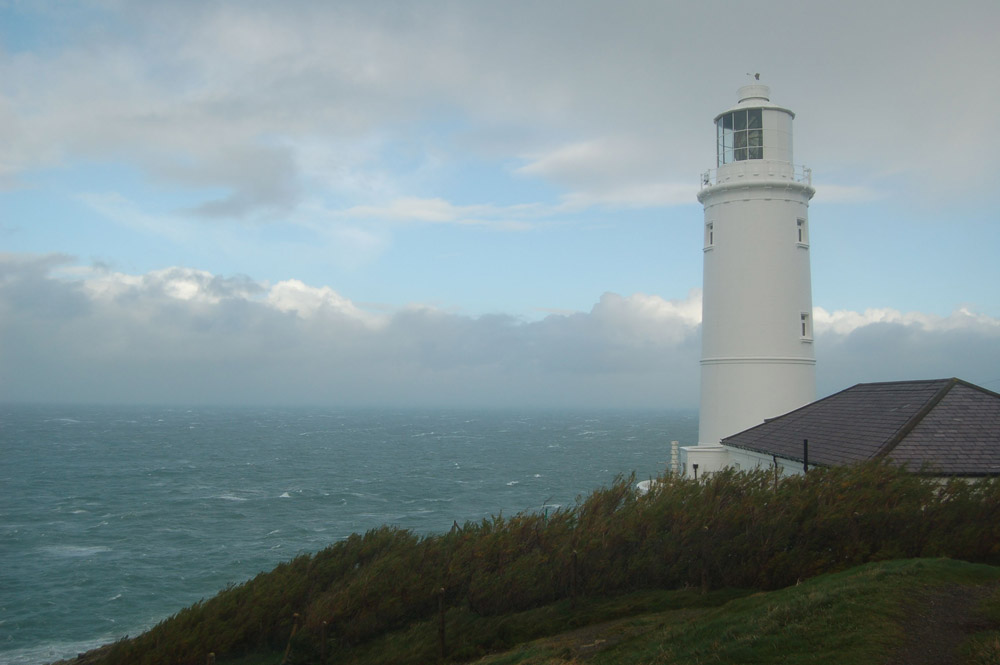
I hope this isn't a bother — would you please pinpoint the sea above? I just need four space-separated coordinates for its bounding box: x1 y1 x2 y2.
0 404 697 665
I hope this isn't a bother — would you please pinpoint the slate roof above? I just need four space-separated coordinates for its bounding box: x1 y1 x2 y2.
721 378 1000 476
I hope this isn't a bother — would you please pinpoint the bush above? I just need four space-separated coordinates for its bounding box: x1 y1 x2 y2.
100 462 1000 665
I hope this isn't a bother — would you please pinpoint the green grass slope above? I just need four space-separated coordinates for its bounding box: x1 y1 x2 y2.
473 558 1000 665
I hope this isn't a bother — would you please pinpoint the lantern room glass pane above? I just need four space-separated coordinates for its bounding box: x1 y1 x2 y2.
717 116 734 166
717 121 724 167
734 129 747 151
748 129 763 159
734 110 747 131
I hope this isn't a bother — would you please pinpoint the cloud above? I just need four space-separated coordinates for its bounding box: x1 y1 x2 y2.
80 265 265 304
517 138 652 188
266 279 383 325
341 197 535 230
4 0 997 221
0 254 701 407
517 138 696 208
4 255 998 409
334 195 674 231
814 305 1000 397
814 306 1000 336
810 184 882 205
169 144 301 219
77 192 196 242
558 183 697 210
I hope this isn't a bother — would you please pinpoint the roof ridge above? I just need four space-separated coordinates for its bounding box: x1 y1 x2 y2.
873 378 958 459
853 377 952 389
951 377 1000 400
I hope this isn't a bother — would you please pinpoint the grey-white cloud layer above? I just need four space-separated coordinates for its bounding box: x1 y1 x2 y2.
3 0 998 218
3 254 997 408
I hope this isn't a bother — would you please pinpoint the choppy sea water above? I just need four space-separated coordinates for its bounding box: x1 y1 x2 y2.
0 405 696 664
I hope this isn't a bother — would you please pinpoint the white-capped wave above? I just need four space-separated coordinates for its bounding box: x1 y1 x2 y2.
217 494 247 502
43 545 111 557
279 492 292 498
0 634 117 665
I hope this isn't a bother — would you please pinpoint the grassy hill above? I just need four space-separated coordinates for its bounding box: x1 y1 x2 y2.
66 463 1000 665
468 558 1000 665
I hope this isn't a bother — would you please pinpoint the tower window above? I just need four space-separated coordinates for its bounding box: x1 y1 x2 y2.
705 222 714 248
717 108 763 165
800 312 812 340
796 218 809 245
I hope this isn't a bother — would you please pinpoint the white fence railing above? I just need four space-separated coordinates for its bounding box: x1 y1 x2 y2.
700 162 812 189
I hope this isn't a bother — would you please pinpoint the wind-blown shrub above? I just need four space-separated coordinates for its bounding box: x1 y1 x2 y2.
101 462 1000 665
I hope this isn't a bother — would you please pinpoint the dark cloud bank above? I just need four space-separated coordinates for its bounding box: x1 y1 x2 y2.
2 254 997 409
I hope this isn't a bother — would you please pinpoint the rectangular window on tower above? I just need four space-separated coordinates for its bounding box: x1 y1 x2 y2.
796 218 809 246
705 222 714 249
800 312 813 341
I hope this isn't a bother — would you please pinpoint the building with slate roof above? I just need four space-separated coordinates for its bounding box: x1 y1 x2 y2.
674 84 998 481
720 378 1000 477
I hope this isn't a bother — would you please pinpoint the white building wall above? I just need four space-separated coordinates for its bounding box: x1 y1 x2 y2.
725 447 805 476
698 183 815 445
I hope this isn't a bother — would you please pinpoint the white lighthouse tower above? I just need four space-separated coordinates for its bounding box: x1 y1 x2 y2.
683 82 816 475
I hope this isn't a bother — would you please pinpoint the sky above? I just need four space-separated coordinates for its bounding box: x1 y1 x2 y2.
1 0 999 410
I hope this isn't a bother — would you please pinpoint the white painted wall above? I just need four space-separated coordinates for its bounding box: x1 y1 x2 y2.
726 447 804 476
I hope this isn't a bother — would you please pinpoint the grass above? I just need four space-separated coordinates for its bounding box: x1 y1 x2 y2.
318 588 751 665
216 559 1000 665
471 559 1000 665
964 584 1000 665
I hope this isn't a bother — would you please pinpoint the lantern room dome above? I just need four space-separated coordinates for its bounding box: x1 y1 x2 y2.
713 82 794 122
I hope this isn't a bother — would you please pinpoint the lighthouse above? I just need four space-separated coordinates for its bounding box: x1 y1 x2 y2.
683 82 816 475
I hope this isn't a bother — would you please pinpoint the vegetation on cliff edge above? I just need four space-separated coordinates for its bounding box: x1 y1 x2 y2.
96 463 1000 664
